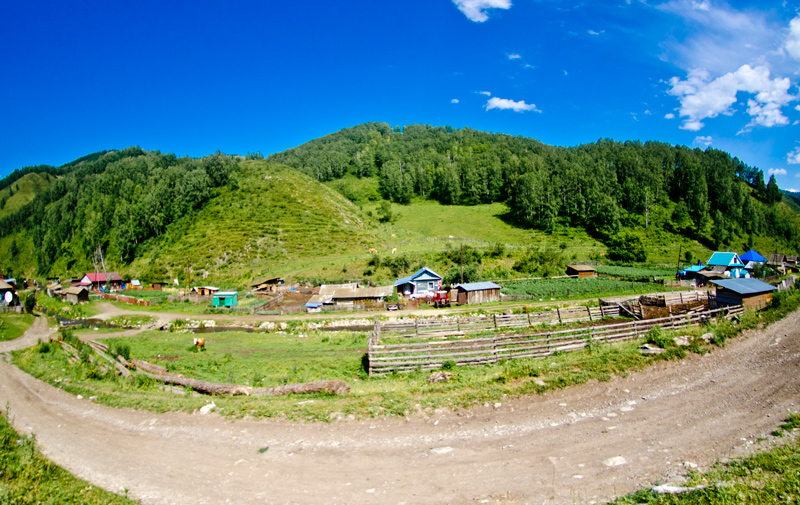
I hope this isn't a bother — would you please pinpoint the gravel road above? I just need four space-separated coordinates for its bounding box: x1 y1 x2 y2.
1 311 798 505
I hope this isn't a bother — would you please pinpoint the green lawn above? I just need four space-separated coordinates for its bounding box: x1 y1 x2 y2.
500 276 677 300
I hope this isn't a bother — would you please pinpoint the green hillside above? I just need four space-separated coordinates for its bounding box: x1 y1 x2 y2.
0 172 54 220
0 123 798 285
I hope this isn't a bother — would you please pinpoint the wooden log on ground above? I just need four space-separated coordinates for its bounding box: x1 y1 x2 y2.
252 380 350 396
132 359 168 375
137 370 252 395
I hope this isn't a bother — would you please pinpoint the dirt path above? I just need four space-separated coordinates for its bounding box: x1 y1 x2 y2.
1 310 799 505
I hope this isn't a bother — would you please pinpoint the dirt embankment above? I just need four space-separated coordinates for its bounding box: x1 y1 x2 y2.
0 310 798 505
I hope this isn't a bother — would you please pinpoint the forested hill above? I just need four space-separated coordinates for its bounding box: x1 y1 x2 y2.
269 122 797 248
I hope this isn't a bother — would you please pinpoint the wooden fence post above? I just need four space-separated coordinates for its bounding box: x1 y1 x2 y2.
493 314 498 329
457 316 461 332
587 306 593 322
415 320 419 338
557 308 562 324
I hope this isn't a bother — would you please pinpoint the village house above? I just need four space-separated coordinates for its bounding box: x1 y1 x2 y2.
251 277 284 296
192 286 219 296
393 267 443 298
710 278 776 309
706 252 748 279
452 281 501 305
565 265 596 278
63 286 90 304
80 272 123 291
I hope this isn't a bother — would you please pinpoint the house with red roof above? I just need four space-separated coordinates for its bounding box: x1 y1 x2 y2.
79 272 123 291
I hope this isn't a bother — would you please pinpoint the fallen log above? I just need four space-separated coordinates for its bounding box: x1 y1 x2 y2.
84 342 132 378
251 380 350 397
132 359 168 375
137 370 252 396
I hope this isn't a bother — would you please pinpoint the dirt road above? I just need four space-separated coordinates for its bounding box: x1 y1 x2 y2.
1 310 798 505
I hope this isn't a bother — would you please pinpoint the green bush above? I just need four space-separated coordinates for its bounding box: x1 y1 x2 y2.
113 344 131 361
441 360 456 371
645 326 670 348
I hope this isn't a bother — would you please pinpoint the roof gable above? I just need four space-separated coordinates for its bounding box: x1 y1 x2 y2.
740 249 767 263
707 252 744 267
394 267 442 286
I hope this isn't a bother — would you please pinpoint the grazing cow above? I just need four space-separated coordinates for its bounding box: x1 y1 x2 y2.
193 337 205 350
391 248 397 254
391 234 396 238
368 248 377 253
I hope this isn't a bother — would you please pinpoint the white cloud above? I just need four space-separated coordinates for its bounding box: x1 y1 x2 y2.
523 63 535 69
587 29 605 35
477 90 492 96
657 0 780 76
563 69 568 76
485 96 540 112
451 98 460 104
768 168 788 176
694 135 713 146
452 0 512 22
788 147 800 165
507 53 521 60
785 16 800 60
667 64 796 132
665 112 676 119
644 110 652 115
795 105 800 112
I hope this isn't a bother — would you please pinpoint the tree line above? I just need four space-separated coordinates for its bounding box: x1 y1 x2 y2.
0 148 238 273
269 122 796 248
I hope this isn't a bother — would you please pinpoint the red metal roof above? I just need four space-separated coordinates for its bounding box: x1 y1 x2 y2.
83 272 123 283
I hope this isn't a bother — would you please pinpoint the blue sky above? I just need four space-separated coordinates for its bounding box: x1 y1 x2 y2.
2 0 800 189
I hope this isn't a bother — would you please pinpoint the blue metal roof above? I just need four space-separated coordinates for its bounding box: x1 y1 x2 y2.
710 278 776 295
708 252 745 268
393 267 442 287
740 249 767 263
683 265 705 273
454 281 501 291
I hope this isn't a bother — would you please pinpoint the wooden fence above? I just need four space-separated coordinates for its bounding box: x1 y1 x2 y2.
376 305 621 340
367 305 743 376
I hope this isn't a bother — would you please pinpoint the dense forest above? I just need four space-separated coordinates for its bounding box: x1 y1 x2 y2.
269 122 795 248
0 147 238 274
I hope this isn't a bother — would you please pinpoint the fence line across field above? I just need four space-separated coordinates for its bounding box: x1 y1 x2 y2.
367 304 742 376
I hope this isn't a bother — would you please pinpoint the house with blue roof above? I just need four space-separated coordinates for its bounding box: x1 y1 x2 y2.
453 281 501 305
707 252 749 279
740 249 767 263
393 267 442 298
710 278 776 309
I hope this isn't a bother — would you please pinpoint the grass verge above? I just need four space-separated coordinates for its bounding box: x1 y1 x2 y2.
0 407 135 504
0 313 34 342
611 414 800 505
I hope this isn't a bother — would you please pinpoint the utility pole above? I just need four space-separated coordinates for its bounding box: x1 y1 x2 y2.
460 243 464 284
185 257 190 295
675 244 682 275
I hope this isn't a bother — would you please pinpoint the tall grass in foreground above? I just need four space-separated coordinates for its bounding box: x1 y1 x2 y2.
0 408 135 504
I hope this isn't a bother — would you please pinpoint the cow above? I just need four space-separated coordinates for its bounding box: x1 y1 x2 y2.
192 337 206 351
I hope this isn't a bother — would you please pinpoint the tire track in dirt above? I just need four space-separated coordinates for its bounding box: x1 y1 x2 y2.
0 310 798 504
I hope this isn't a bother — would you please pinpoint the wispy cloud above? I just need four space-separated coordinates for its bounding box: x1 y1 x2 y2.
788 147 800 165
451 98 460 104
452 0 512 22
587 29 605 35
667 64 796 132
485 96 540 112
665 112 675 119
768 168 788 176
477 90 492 96
784 16 800 60
507 53 521 60
694 135 713 147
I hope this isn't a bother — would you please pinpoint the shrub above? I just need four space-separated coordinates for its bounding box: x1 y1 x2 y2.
710 318 737 347
37 342 51 354
113 344 131 361
441 360 456 371
645 326 670 348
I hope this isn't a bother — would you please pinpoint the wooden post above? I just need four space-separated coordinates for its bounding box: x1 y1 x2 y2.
633 320 638 337
415 320 419 338
587 305 593 322
457 317 461 332
557 308 563 324
493 314 498 329
527 311 532 326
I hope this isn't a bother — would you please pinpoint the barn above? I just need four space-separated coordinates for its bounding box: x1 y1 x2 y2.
252 277 284 296
566 265 596 278
452 281 501 305
710 278 776 309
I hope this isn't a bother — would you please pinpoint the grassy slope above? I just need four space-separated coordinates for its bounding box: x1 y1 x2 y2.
126 161 381 285
0 172 52 220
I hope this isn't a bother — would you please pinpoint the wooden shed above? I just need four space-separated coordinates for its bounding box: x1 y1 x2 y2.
566 265 596 278
453 281 501 305
63 286 89 304
192 286 219 296
710 278 776 309
251 277 284 296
